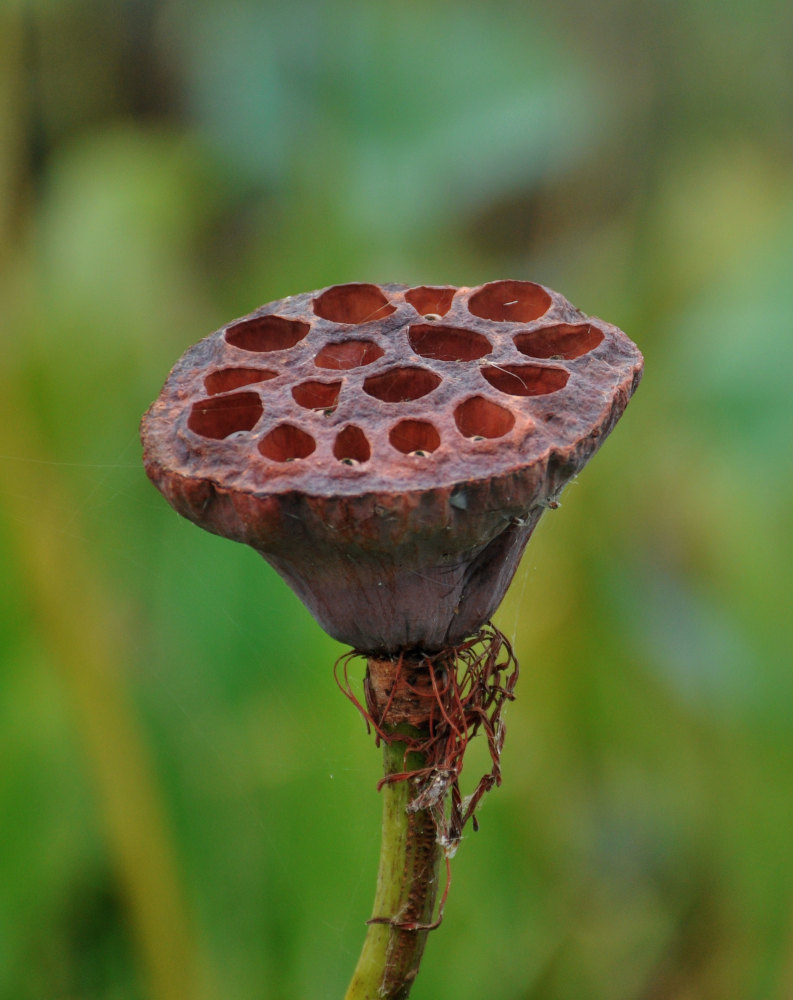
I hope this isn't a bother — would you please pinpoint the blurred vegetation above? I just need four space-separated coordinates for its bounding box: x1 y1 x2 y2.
1 1 792 998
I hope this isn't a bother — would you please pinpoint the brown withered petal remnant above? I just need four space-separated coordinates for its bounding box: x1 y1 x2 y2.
141 281 643 654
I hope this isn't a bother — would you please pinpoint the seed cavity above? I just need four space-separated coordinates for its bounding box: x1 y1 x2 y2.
389 419 441 455
514 323 604 360
204 368 277 395
408 324 491 362
313 283 396 324
314 339 384 370
480 363 568 397
404 285 456 318
225 314 309 352
454 396 515 439
363 367 441 403
333 425 371 464
292 380 342 412
188 391 263 439
259 424 316 462
468 280 551 323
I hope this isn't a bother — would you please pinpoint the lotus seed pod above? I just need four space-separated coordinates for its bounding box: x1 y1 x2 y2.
141 281 643 653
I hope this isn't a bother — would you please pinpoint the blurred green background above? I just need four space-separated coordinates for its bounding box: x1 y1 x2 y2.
2 1 792 998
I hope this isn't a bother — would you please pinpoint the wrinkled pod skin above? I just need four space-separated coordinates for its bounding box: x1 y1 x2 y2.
142 281 643 653
149 463 547 652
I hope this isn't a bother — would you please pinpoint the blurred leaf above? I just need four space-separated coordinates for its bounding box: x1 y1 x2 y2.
661 193 793 463
35 125 220 320
170 0 604 234
615 567 761 723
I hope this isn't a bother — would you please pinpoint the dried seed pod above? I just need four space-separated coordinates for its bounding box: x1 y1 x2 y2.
141 281 643 653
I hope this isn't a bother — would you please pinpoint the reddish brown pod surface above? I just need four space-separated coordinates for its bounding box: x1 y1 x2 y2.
141 281 643 653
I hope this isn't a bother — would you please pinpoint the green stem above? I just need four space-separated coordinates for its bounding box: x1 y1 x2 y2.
345 735 442 1000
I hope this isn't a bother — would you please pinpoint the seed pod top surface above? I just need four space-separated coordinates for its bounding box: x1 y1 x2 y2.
141 281 643 653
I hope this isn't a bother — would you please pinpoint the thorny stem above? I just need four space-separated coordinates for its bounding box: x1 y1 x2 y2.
345 732 442 1000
